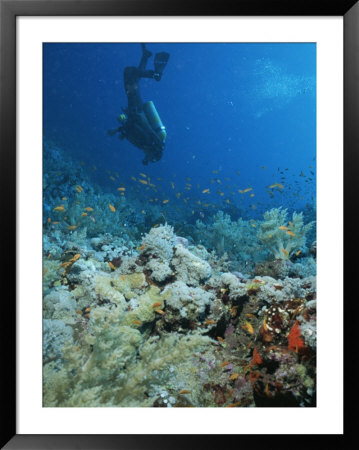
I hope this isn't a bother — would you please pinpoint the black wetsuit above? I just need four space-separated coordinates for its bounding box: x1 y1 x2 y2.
119 45 166 165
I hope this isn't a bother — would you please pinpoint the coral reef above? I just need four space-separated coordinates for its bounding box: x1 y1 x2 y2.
42 145 317 408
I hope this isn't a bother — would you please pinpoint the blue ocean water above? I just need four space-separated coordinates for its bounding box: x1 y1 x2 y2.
43 43 316 222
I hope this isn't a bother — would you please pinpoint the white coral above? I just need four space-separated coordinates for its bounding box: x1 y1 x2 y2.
172 244 212 286
163 281 215 315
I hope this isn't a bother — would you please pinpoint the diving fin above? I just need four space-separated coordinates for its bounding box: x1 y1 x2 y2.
154 52 170 78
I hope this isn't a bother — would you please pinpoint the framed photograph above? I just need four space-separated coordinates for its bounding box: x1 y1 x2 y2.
1 0 356 448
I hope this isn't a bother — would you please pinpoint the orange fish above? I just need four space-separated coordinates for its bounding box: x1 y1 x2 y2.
246 313 256 319
108 262 115 270
264 383 271 398
70 254 81 262
179 390 191 395
163 199 169 204
229 373 239 381
53 205 66 212
52 221 59 224
205 319 216 325
220 361 230 368
279 226 289 230
81 212 88 217
43 267 48 275
282 248 289 257
67 225 77 230
242 321 254 334
47 218 51 223
132 320 142 326
109 204 116 212
152 302 162 309
225 402 241 407
155 309 164 315
286 231 295 237
84 207 93 212
217 336 224 342
59 261 72 268
137 243 146 251
121 275 125 281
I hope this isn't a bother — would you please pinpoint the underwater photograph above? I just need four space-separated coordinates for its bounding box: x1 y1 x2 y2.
42 42 316 408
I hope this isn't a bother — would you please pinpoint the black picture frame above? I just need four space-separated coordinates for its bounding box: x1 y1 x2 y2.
1 1 356 448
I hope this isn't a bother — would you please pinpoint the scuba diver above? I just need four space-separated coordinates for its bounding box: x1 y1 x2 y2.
109 43 170 165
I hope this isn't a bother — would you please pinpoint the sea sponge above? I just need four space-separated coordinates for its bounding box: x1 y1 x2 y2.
172 244 212 286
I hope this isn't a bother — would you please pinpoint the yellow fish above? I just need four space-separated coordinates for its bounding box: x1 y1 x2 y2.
67 225 77 230
163 199 169 204
202 188 210 194
289 221 293 227
81 212 88 216
296 250 302 256
242 321 254 334
108 261 115 270
53 205 65 212
229 373 239 381
140 173 147 178
61 197 67 201
279 226 289 230
75 185 83 193
139 179 148 185
84 207 93 211
109 204 116 212
286 231 295 237
282 248 289 257
117 187 125 191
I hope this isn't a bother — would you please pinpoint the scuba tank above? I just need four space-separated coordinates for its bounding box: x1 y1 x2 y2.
143 101 167 142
